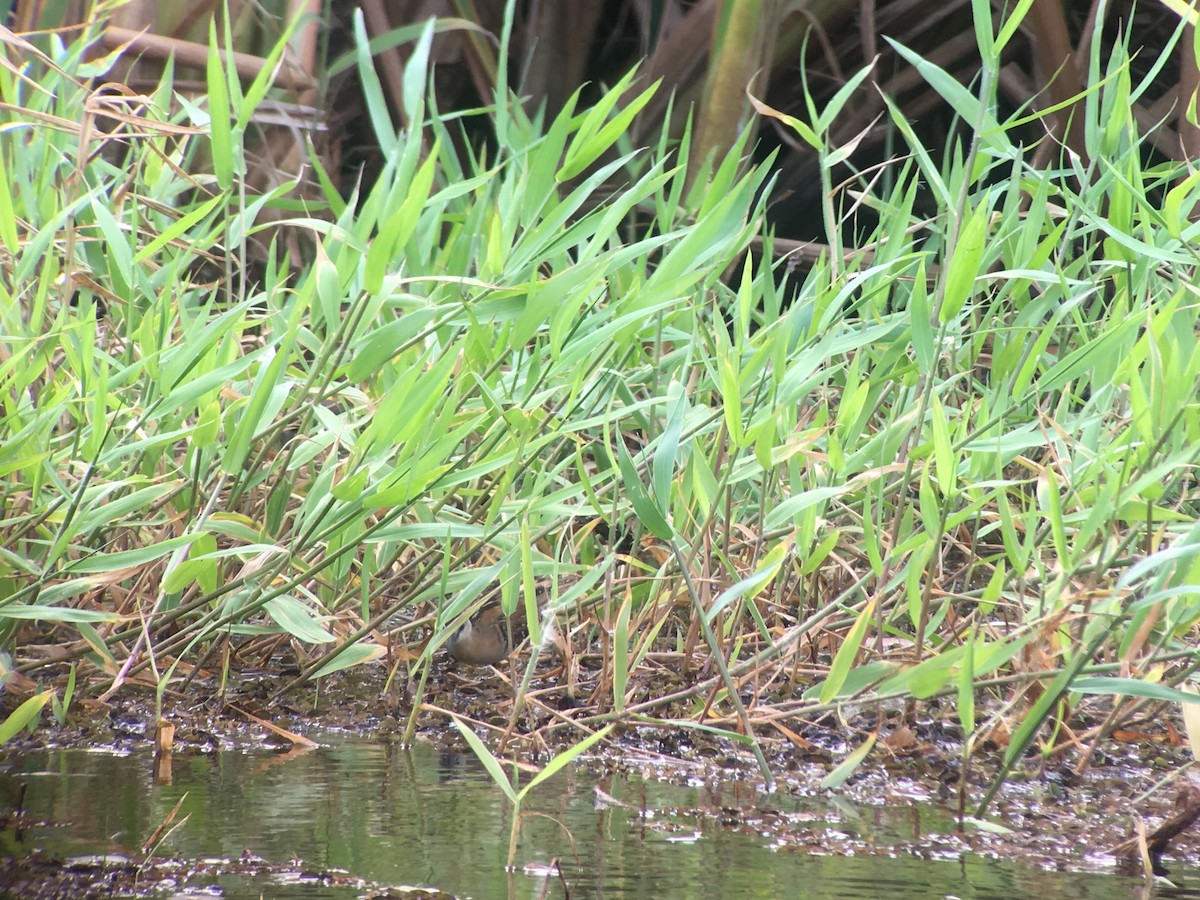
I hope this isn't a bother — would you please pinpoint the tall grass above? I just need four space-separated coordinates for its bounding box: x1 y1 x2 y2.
3 4 1200 804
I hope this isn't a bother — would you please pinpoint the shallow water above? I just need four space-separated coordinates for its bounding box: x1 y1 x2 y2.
0 737 1182 899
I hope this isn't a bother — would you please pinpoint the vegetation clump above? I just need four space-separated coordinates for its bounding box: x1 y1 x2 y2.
2 3 1200 818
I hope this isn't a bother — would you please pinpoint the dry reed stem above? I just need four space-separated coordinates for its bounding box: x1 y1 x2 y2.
99 25 316 92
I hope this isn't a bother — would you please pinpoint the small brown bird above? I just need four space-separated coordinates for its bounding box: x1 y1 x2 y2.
445 603 513 665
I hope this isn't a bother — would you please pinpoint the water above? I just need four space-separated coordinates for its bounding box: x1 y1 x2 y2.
0 738 1171 899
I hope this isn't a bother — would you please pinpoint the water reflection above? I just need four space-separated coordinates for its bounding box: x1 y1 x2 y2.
0 738 1169 899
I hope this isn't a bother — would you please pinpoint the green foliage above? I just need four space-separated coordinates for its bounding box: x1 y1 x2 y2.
452 715 613 865
2 4 1200 804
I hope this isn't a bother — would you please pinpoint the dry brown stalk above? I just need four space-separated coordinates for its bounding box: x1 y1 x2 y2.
1111 784 1200 876
99 25 317 93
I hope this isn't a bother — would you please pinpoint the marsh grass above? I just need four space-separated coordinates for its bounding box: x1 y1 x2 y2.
3 4 1200 807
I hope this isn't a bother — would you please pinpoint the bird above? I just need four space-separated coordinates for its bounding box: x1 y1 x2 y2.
445 602 513 665
443 580 560 665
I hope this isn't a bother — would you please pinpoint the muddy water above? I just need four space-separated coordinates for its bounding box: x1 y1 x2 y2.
0 737 1178 899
